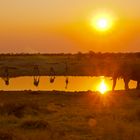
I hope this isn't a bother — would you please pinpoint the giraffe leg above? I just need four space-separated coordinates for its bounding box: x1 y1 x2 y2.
136 81 140 89
112 77 117 91
124 78 129 90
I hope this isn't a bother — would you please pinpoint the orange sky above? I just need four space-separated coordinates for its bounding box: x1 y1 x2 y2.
0 0 140 53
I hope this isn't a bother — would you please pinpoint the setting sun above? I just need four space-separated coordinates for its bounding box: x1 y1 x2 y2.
97 19 108 29
91 12 114 31
97 78 108 94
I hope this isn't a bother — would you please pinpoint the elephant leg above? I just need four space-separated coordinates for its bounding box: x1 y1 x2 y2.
136 81 140 89
123 78 129 90
112 77 117 91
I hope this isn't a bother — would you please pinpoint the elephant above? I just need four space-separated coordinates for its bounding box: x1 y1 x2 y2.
112 63 140 91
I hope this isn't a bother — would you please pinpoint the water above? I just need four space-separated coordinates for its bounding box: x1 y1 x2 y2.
0 76 137 91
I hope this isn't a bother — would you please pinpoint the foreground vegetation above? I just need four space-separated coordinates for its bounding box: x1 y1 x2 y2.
0 90 140 140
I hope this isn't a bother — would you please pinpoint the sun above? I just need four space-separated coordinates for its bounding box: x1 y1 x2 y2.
91 12 114 32
97 18 108 29
97 78 108 94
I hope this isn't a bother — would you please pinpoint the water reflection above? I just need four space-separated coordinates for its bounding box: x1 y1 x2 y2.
0 76 137 91
97 78 108 94
33 65 40 87
2 67 10 86
49 67 55 84
65 77 69 89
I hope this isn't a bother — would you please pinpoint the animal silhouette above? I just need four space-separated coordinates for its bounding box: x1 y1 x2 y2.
65 77 69 89
2 67 9 85
49 67 55 83
33 65 40 87
64 62 69 89
112 63 140 91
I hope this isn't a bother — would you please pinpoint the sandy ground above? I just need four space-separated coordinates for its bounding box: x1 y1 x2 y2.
0 90 140 140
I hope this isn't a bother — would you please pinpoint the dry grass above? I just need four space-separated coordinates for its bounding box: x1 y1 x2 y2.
0 131 14 140
0 102 39 118
0 90 140 139
20 120 50 130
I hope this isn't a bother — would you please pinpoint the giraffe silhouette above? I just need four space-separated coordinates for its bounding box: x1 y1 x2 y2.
33 65 40 87
2 67 9 85
65 77 69 89
64 62 69 89
50 67 55 83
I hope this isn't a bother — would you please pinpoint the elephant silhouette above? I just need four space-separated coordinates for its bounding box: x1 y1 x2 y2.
112 63 140 91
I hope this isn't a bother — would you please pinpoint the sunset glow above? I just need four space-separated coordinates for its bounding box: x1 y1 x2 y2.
91 12 114 31
97 78 108 94
0 1 140 53
1 1 140 139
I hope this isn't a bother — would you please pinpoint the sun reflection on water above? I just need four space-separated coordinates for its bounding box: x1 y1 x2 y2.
97 77 108 94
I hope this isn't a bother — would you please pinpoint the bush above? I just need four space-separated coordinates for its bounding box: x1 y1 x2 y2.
20 120 50 130
0 131 14 140
0 102 39 118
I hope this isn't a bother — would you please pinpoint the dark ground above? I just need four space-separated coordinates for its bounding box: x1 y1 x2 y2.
0 90 140 140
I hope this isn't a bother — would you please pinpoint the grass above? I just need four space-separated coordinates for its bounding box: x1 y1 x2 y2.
20 119 50 130
0 90 140 139
0 53 140 77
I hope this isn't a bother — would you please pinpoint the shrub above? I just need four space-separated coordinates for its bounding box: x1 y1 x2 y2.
0 102 39 118
20 120 50 130
0 131 14 140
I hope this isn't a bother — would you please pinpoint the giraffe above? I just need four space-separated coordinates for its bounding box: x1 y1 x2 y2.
65 77 69 89
50 67 55 83
33 65 40 87
64 62 69 89
2 67 9 85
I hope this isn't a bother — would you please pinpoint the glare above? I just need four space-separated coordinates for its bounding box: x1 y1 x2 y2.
97 19 108 29
91 12 114 32
97 78 108 94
